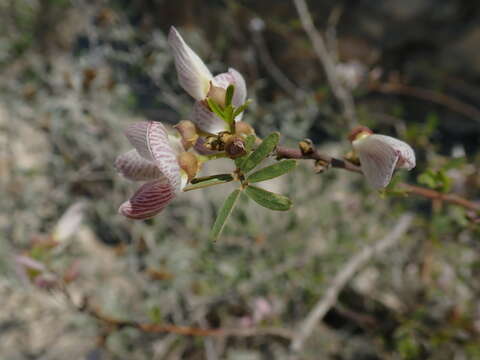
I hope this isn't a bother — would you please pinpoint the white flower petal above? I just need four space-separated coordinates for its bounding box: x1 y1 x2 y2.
192 101 229 134
125 121 182 191
168 26 213 100
115 149 162 181
119 178 176 220
366 135 416 170
228 68 247 108
353 134 414 189
381 136 416 170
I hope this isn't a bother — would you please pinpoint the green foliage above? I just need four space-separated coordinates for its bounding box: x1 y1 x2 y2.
240 132 280 173
183 174 234 192
247 159 297 183
244 185 292 211
417 168 452 193
225 84 234 106
210 189 241 241
206 85 251 132
406 112 439 145
233 100 252 118
206 98 225 120
147 306 162 324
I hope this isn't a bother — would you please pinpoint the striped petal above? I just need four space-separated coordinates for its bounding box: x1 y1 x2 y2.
119 178 176 220
192 101 228 134
125 121 182 191
353 134 415 189
115 149 161 181
168 26 213 100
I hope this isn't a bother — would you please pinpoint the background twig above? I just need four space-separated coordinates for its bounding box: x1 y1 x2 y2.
292 0 357 126
289 214 414 355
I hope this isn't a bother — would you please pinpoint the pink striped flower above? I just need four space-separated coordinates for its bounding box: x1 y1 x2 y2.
168 26 247 134
349 126 416 189
115 121 197 220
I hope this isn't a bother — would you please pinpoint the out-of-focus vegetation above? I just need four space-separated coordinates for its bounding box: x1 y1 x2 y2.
1 0 480 359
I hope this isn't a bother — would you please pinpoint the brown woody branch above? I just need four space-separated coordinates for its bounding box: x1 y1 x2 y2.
398 183 480 212
276 145 362 173
370 82 480 123
275 145 480 212
292 0 357 126
67 294 293 340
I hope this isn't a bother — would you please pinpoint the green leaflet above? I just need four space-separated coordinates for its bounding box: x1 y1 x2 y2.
225 84 234 107
247 159 297 183
206 98 225 120
210 189 241 241
245 185 292 211
183 174 234 192
240 132 280 173
233 99 252 118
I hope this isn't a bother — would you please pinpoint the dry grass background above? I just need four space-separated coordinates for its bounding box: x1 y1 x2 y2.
1 1 480 359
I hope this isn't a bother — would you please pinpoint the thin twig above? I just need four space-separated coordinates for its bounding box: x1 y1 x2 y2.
398 183 480 212
370 82 480 123
61 289 293 340
249 18 305 99
276 145 362 173
292 0 357 126
289 214 414 355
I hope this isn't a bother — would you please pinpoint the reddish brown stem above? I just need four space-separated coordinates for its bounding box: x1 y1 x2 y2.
79 298 292 339
398 183 480 212
275 146 361 173
275 146 480 212
370 82 480 122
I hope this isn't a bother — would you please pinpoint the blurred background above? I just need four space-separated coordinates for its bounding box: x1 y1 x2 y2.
1 0 480 359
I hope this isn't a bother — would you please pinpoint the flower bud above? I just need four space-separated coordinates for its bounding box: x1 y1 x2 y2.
177 152 199 182
174 120 199 150
207 82 227 107
348 126 373 143
235 121 255 136
225 135 247 159
298 139 314 155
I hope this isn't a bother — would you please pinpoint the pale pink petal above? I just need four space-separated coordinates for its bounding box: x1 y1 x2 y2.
125 121 182 191
124 122 154 161
373 135 416 170
228 68 247 108
211 72 233 89
168 26 213 100
15 255 47 272
115 149 161 181
192 101 229 134
119 178 176 220
353 135 400 189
